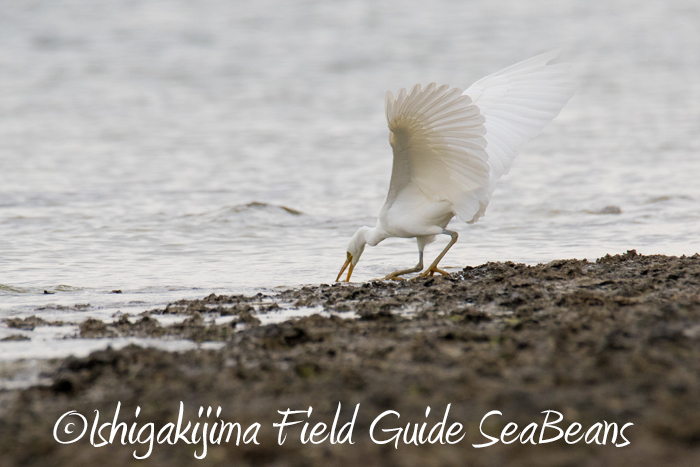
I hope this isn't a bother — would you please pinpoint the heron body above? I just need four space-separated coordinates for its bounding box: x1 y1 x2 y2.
337 51 577 282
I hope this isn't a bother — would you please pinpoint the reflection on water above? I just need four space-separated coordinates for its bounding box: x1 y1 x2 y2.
1 0 699 327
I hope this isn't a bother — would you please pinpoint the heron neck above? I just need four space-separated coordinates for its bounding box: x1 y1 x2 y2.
364 225 388 247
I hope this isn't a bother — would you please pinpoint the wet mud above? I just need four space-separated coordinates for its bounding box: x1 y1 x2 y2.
2 251 700 466
4 316 65 330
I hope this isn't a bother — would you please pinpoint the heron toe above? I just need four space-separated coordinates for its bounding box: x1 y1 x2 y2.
380 273 406 281
419 267 450 277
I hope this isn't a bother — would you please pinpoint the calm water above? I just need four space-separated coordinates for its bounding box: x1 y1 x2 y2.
1 0 699 361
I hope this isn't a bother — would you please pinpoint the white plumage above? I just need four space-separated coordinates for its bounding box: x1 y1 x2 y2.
337 51 577 282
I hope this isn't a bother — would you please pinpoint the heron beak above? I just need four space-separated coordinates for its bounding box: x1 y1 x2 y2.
336 252 355 282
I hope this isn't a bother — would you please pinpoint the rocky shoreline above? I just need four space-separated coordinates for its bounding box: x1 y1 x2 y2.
2 251 700 466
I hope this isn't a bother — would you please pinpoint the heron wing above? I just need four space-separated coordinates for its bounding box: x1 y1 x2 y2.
385 83 490 223
464 50 577 182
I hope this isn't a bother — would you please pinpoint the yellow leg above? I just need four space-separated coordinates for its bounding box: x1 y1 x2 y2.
418 230 458 278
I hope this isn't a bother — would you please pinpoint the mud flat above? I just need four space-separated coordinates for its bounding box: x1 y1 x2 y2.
2 251 700 466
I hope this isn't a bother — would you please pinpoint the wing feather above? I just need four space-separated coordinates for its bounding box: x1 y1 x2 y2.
464 50 577 182
383 51 576 226
386 83 490 223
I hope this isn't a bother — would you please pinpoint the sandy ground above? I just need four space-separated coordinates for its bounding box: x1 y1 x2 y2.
2 250 700 466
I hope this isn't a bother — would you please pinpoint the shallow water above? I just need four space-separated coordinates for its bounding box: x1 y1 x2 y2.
1 0 699 359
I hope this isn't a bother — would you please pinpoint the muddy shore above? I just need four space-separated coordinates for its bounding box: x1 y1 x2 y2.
2 250 700 466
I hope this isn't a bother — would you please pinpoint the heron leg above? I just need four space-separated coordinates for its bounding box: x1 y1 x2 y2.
381 250 424 281
419 230 458 277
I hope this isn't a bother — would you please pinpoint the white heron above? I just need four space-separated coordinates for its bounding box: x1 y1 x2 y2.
336 51 576 282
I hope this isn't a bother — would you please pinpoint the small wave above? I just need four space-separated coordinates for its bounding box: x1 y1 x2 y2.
201 202 305 223
183 202 304 222
54 285 84 292
645 195 693 204
228 202 303 216
583 206 622 215
0 284 29 294
34 303 91 311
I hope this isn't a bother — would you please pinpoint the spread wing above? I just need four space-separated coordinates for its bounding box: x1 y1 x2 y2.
385 83 490 223
464 50 577 182
384 51 576 225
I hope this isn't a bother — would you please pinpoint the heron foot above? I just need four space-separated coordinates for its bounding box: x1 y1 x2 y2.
418 266 449 277
380 274 406 281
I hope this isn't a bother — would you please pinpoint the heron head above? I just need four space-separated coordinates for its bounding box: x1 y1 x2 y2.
336 227 369 282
